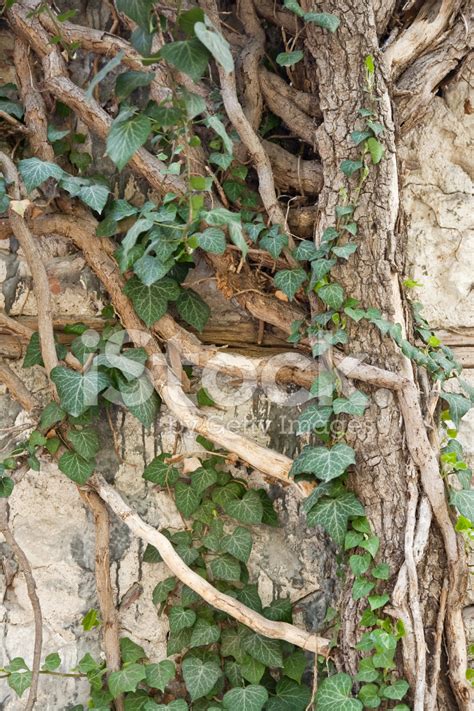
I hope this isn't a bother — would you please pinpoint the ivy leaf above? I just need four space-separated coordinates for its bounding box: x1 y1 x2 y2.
349 553 371 576
304 12 340 32
189 619 221 648
372 563 390 580
223 490 263 524
197 227 226 254
222 526 252 563
242 632 283 668
8 670 32 698
144 660 175 692
310 258 336 287
450 489 474 520
332 243 358 259
134 254 175 286
194 20 234 75
75 183 109 214
0 98 23 119
315 673 363 711
340 159 363 176
58 451 94 484
174 481 201 518
296 404 332 434
159 39 210 82
116 70 153 100
318 283 345 310
368 593 390 610
108 664 147 698
209 553 241 581
440 391 472 426
260 230 288 258
191 466 218 494
169 606 197 633
181 656 222 701
123 277 169 326
120 637 146 663
116 0 153 29
274 268 306 300
294 240 320 261
51 366 110 417
42 652 61 672
223 685 268 711
152 576 176 605
350 130 372 145
283 651 307 684
0 476 14 497
106 108 152 170
39 402 66 434
333 391 369 416
283 0 305 17
119 376 160 428
18 157 64 192
176 289 210 332
382 680 409 700
291 443 355 480
276 50 304 67
66 428 100 460
143 455 179 486
307 493 365 545
367 137 384 165
266 677 311 711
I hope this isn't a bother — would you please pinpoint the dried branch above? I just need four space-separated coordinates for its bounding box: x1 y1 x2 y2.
0 361 40 413
255 0 303 34
78 489 123 711
259 67 321 121
0 153 58 377
0 484 42 711
263 140 323 194
259 70 317 147
91 473 329 655
385 0 462 79
237 0 266 130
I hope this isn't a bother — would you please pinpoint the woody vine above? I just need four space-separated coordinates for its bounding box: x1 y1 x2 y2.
0 1 472 710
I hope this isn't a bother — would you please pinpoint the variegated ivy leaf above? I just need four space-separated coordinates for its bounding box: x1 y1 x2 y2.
108 664 147 699
333 390 369 416
267 677 311 711
124 276 180 326
181 656 222 701
76 183 110 214
18 157 64 192
50 366 110 418
144 660 175 692
66 428 100 460
196 227 226 254
209 553 241 581
159 39 210 82
307 493 365 545
118 376 160 428
450 489 474 521
223 684 268 711
296 404 333 434
169 606 196 633
440 391 472 426
317 282 345 310
315 674 363 711
332 243 358 259
274 268 306 300
304 12 340 33
259 228 288 258
291 443 355 480
189 619 221 648
176 289 210 332
222 526 252 563
242 632 283 668
58 451 95 485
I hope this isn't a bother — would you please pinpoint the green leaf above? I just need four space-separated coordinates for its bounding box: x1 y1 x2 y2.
18 157 64 192
159 39 210 82
123 277 169 326
66 428 99 460
58 451 94 484
144 660 176 692
108 664 147 698
360 535 379 558
276 50 304 66
196 227 226 254
194 20 234 75
318 283 345 310
209 553 241 581
143 455 179 487
222 526 252 562
350 130 372 145
0 476 15 497
116 70 153 100
294 240 320 261
332 243 358 259
223 685 268 711
39 401 66 431
152 576 176 604
86 50 125 99
352 577 375 600
358 683 381 708
283 0 305 17
120 637 146 663
106 108 152 170
119 376 160 428
274 268 306 300
333 391 369 416
450 489 474 520
283 651 307 684
304 12 340 32
223 489 263 524
181 656 222 701
260 229 288 258
440 391 472 426
41 652 61 672
8 670 32 698
349 553 371 576
174 481 201 518
205 115 233 154
238 584 263 613
267 678 311 711
307 493 365 545
382 680 409 700
169 606 197 633
190 618 221 648
51 366 109 417
372 563 390 580
296 404 332 434
355 657 378 683
367 137 384 165
291 443 355 480
82 608 100 630
191 466 218 494
176 289 210 332
116 0 152 29
310 371 336 399
315 673 362 711
0 98 23 119
243 632 283 668
76 183 110 214
23 332 43 367
340 159 363 176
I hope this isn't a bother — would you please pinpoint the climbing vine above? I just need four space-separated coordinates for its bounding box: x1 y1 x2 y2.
0 1 472 709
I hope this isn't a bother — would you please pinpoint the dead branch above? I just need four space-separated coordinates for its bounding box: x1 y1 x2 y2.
0 503 43 711
91 473 329 655
385 0 463 79
0 154 58 377
237 0 266 130
426 577 449 710
259 67 321 121
255 0 303 34
259 70 317 147
78 489 123 711
0 361 40 413
263 140 323 194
